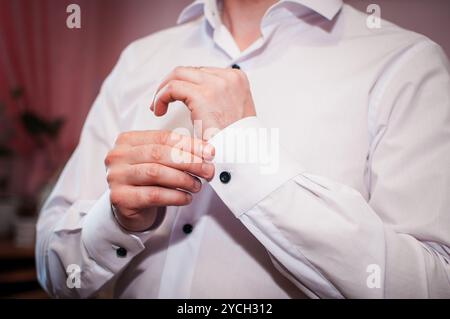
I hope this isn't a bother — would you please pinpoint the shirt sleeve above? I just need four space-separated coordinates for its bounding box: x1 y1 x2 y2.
208 40 450 298
35 45 153 298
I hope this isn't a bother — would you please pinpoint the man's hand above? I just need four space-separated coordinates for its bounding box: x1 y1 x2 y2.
151 66 256 139
105 130 215 232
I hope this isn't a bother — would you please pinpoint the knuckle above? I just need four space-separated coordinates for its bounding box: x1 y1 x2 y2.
157 131 170 145
104 149 120 167
106 168 117 184
166 80 175 91
147 188 160 204
187 91 200 104
104 153 112 167
110 188 123 207
150 144 163 162
145 163 160 179
131 165 141 179
116 131 130 145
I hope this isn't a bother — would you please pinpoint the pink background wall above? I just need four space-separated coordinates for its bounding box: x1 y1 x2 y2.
75 0 450 90
347 0 450 55
0 0 449 195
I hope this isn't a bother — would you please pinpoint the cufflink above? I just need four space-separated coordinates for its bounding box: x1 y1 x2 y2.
182 224 193 234
219 171 231 184
116 247 127 258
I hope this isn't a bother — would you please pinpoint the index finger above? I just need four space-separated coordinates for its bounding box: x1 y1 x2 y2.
115 130 215 161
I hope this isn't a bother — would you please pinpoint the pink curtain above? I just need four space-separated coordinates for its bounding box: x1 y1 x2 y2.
0 0 189 196
0 0 104 195
0 0 448 198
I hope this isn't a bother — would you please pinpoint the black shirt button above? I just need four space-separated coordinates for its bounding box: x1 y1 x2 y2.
219 171 231 184
183 224 193 234
231 64 240 70
116 247 127 258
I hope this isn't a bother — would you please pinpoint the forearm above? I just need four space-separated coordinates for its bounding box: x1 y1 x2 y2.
240 174 450 298
36 191 149 298
208 117 450 298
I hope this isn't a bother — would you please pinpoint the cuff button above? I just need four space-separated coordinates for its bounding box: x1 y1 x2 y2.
116 247 127 258
182 224 193 234
219 171 231 184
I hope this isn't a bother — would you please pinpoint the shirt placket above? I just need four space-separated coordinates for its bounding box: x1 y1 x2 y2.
211 7 290 68
157 4 289 299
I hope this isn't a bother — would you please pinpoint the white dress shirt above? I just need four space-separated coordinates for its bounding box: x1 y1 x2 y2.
36 0 450 298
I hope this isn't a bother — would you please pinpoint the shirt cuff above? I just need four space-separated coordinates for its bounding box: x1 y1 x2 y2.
208 116 303 217
81 191 150 273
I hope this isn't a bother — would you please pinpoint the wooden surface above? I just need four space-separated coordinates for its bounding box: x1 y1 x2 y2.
0 239 48 299
0 240 35 260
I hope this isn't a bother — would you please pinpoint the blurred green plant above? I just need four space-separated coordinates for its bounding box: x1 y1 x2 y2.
0 86 66 197
11 86 66 144
20 111 65 143
0 100 14 195
0 101 14 158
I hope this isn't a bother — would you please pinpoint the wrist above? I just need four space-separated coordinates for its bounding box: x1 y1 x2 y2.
111 204 160 233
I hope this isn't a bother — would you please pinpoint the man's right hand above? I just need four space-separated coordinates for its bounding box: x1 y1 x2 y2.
105 130 215 232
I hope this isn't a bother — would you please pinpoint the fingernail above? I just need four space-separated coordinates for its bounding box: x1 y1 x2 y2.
150 91 156 111
186 193 193 202
203 144 215 160
202 163 214 177
194 179 202 191
151 89 162 113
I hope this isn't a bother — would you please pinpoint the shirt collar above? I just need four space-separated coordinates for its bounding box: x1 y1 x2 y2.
177 0 343 26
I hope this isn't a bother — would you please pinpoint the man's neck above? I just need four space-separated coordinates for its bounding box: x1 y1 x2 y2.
221 0 278 52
